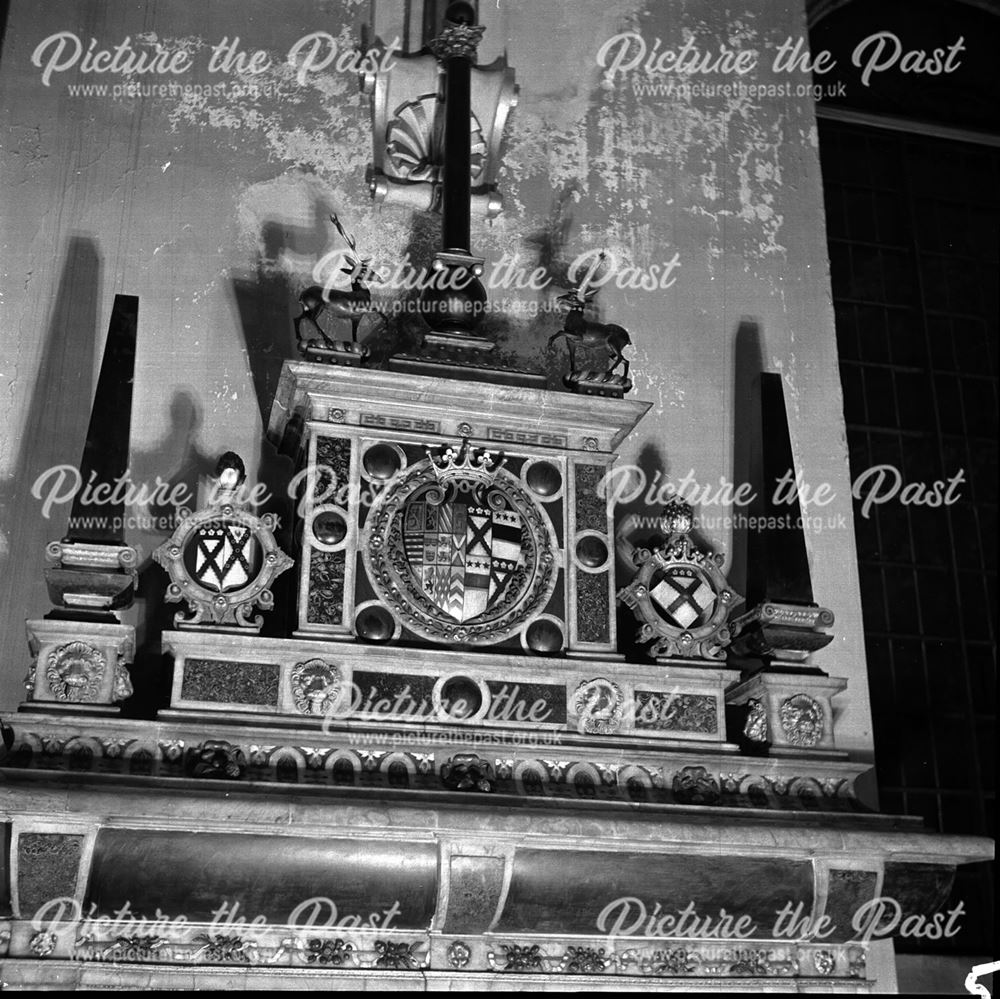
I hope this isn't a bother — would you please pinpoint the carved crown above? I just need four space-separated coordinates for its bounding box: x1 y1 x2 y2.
426 443 506 486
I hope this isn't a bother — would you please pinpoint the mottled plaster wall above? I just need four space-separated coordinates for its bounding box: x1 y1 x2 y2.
0 0 872 755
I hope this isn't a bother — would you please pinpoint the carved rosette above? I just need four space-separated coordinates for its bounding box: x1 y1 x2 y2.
440 753 494 792
186 740 247 780
617 498 742 661
447 940 472 969
572 678 625 735
152 472 293 633
29 931 56 957
291 659 343 716
45 642 105 703
671 765 721 805
361 445 559 646
813 949 836 975
779 694 824 748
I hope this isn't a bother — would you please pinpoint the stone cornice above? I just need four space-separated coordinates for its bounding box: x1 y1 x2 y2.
267 362 652 455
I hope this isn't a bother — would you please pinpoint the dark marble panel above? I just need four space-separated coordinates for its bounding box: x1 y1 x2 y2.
85 830 438 928
181 659 280 706
0 823 9 916
576 571 610 643
634 692 718 734
352 671 437 714
314 436 352 498
496 849 814 937
17 832 83 919
486 680 567 725
574 465 608 532
306 549 345 625
823 869 879 943
881 861 956 919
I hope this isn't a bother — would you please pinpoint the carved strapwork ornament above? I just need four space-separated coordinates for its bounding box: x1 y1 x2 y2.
361 442 559 647
152 453 293 633
617 498 742 662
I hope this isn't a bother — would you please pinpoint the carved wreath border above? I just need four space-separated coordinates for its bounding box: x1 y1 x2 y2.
361 456 559 645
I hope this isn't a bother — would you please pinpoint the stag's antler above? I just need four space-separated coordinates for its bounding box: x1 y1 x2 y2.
330 213 357 253
558 250 607 310
329 213 382 284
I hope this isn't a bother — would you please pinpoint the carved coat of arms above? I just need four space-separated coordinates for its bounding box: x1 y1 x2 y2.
402 491 524 623
362 444 557 645
190 524 260 593
617 497 742 661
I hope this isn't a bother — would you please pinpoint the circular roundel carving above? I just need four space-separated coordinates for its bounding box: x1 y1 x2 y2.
575 533 609 569
361 445 559 645
524 617 563 653
437 675 485 720
362 443 403 481
355 604 395 642
312 508 347 547
524 460 562 498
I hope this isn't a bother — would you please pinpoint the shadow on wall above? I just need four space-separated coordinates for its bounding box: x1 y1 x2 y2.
0 235 101 709
230 219 319 637
612 318 767 663
126 390 218 717
524 183 602 387
613 440 669 662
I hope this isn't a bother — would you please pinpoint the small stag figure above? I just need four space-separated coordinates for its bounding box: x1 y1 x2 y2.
295 214 381 352
547 257 631 382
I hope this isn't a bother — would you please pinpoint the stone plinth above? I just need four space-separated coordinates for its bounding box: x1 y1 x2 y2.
23 618 134 709
0 779 991 988
726 670 849 756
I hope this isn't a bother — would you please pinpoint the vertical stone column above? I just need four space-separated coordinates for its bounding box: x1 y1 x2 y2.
567 456 617 655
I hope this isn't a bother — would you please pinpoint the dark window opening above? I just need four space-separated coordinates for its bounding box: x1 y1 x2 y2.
819 116 997 956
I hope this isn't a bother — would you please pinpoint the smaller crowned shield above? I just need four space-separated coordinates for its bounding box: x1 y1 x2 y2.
650 566 716 629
